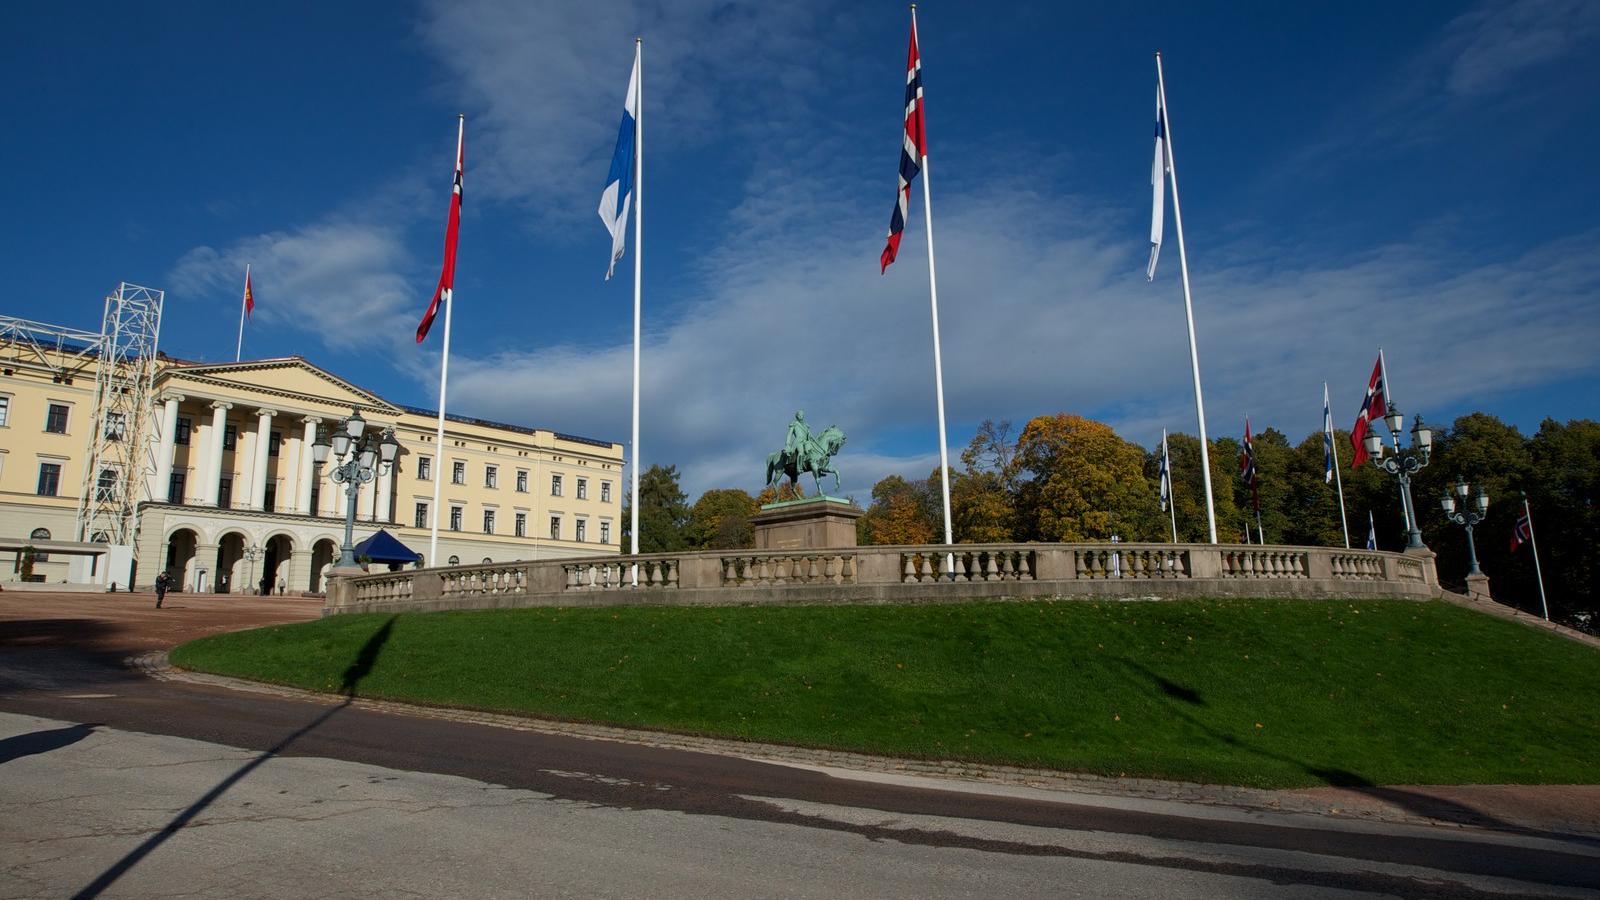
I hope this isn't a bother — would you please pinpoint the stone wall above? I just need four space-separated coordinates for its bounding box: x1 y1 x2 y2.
324 542 1439 616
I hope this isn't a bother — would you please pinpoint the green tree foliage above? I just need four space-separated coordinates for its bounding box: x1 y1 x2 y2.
952 419 1016 542
859 474 939 545
1149 432 1244 544
621 464 690 553
688 488 759 550
1014 414 1158 541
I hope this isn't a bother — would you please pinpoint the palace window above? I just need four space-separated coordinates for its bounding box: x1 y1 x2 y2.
549 516 561 540
577 478 588 500
600 521 611 545
415 502 429 529
175 416 192 445
483 509 496 534
551 474 563 497
96 468 117 501
449 506 463 531
218 476 233 509
485 465 498 489
448 555 460 566
36 463 61 496
223 424 237 451
45 404 69 434
575 519 587 542
268 430 283 457
168 471 186 504
28 528 50 563
514 512 526 537
417 456 432 481
451 461 465 485
516 470 528 492
0 394 9 427
104 412 126 441
601 481 612 503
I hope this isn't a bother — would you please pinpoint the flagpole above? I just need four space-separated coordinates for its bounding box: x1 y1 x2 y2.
909 6 955 569
1524 498 1550 620
629 38 643 584
236 264 249 363
1164 429 1178 543
1155 52 1218 544
428 115 464 568
1327 382 1351 548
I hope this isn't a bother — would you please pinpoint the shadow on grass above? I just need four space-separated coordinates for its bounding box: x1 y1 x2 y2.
1112 656 1596 845
71 616 398 900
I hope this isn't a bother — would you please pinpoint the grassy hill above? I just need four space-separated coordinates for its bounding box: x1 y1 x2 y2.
169 598 1600 788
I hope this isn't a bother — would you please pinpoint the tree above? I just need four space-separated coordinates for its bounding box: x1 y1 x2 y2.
688 488 759 550
754 482 806 505
1150 432 1243 543
621 464 690 553
860 474 938 545
952 420 1016 542
1014 414 1159 541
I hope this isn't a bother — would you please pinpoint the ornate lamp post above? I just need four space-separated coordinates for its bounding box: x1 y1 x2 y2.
1361 403 1432 552
1441 475 1492 601
312 408 399 576
241 544 263 595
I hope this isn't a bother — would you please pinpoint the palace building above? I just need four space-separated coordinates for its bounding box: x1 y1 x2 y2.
2 301 623 593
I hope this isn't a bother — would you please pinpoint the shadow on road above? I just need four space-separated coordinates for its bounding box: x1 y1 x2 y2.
0 619 122 649
0 723 101 765
70 616 398 900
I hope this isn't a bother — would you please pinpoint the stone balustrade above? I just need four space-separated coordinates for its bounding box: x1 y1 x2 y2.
324 541 1440 616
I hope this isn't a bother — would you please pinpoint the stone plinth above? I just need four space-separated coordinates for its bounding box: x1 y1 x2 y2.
751 497 864 550
1466 572 1492 601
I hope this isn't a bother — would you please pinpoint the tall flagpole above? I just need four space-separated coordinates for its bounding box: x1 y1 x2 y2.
1155 52 1218 544
1164 429 1178 543
629 38 643 580
911 5 955 563
428 115 464 567
1327 382 1351 548
235 264 249 362
1524 498 1550 621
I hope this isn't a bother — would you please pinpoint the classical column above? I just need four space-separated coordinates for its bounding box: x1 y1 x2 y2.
249 408 277 511
375 464 394 524
357 476 374 523
296 416 321 515
202 402 232 506
191 543 218 592
150 393 183 502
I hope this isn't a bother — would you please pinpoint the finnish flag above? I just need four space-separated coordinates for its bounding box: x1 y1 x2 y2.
599 52 639 281
1323 383 1336 484
1147 88 1166 281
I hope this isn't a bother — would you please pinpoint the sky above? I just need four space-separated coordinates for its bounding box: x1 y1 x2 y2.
4 0 1599 501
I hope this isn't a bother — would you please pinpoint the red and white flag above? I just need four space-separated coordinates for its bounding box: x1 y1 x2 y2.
417 119 464 343
1349 356 1386 466
242 267 255 319
880 13 926 273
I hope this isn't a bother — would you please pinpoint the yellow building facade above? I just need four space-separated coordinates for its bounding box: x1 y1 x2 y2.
1 344 623 592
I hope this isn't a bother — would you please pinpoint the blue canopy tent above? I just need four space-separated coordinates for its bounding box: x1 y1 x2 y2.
350 529 423 566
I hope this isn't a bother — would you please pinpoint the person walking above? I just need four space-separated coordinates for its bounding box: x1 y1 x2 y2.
154 571 169 609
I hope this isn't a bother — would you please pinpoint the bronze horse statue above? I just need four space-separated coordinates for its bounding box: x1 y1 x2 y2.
766 425 846 495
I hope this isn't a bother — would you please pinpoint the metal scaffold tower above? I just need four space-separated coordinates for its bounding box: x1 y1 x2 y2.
74 283 163 545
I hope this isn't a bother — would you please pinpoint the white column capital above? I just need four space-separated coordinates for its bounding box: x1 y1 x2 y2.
210 400 234 411
159 391 186 405
255 408 279 419
301 415 324 425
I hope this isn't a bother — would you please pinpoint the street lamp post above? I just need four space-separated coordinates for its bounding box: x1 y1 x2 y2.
313 408 399 577
242 544 263 595
1362 403 1432 552
1441 475 1492 600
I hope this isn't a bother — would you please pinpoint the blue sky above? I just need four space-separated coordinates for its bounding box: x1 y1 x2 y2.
4 0 1598 499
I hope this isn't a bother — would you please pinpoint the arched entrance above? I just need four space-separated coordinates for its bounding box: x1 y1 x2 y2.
309 538 337 593
262 534 294 596
166 529 199 592
216 532 247 594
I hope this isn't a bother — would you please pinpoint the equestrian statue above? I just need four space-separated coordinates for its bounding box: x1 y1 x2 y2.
766 410 847 496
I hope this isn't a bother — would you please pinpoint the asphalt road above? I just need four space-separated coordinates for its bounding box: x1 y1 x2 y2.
1 597 1597 898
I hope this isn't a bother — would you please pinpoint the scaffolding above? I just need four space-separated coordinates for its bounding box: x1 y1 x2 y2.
73 284 164 545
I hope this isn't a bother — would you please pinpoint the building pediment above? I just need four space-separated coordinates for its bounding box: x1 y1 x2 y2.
157 357 401 418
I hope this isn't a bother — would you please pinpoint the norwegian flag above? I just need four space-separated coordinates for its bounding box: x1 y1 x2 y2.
242 266 255 319
1510 510 1534 553
880 13 926 273
1239 417 1259 512
1349 356 1386 466
417 118 464 343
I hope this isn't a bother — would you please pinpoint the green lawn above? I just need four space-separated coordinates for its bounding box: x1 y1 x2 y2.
168 599 1600 788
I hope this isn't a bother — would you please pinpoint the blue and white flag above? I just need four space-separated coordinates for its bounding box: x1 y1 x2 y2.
1323 383 1336 484
598 50 639 281
1158 429 1172 511
1147 88 1166 281
1366 511 1377 550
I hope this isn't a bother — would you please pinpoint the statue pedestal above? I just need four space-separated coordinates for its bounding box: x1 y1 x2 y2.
751 497 864 550
1466 572 1492 601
